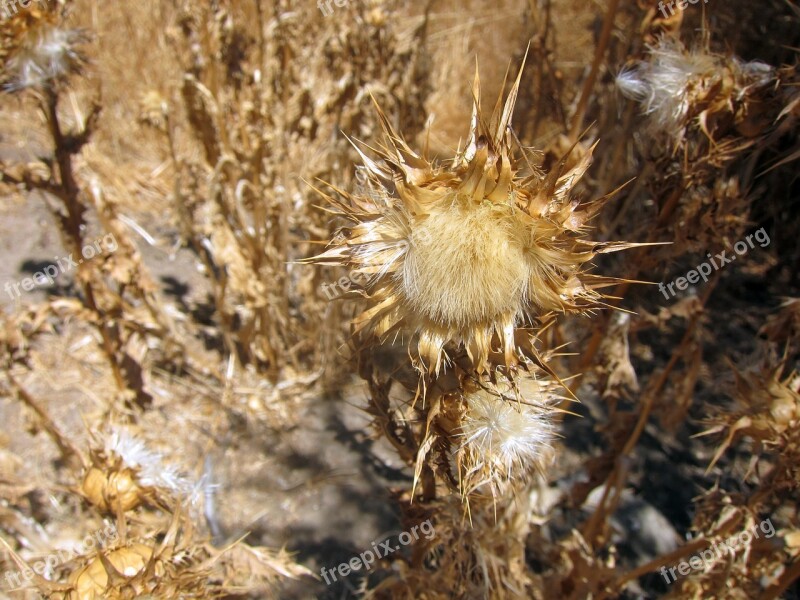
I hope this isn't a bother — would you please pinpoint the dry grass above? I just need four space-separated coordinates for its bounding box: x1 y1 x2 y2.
0 0 798 598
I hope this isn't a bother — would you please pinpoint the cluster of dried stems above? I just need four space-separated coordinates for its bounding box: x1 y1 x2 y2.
0 0 798 598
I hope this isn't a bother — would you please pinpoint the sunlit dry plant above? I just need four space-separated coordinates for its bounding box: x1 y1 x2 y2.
456 376 558 498
306 57 647 599
2 1 797 599
81 428 195 514
39 509 310 600
0 506 310 600
616 38 778 145
0 2 175 408
311 63 637 374
163 0 431 380
0 1 85 93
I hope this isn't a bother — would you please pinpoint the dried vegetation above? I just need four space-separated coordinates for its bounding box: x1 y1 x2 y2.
0 0 798 598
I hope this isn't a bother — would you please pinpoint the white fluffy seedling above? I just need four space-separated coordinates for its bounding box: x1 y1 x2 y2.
104 428 193 497
617 39 775 140
4 26 85 92
458 380 556 497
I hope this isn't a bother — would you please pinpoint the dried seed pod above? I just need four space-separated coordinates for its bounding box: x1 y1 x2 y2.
616 38 778 145
81 466 143 513
0 3 87 93
703 362 800 470
66 543 159 600
80 429 194 513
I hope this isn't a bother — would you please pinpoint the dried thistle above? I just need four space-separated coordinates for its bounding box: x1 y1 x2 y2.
50 512 212 599
702 362 799 471
0 5 87 93
616 38 777 144
65 543 161 600
311 64 636 374
456 376 558 497
81 428 194 513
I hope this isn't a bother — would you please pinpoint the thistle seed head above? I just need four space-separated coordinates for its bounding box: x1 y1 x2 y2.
617 39 776 142
457 376 559 498
2 24 86 92
313 63 635 374
81 428 193 513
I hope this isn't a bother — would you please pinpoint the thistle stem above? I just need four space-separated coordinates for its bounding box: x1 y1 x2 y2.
568 0 621 141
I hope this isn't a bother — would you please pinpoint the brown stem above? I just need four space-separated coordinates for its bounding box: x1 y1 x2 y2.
7 373 85 469
45 88 83 233
43 89 126 391
569 0 621 140
605 537 710 594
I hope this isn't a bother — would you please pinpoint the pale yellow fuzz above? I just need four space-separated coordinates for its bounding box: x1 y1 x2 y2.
310 65 636 374
399 197 527 329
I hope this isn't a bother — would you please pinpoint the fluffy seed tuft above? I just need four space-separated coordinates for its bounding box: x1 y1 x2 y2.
457 378 557 497
617 39 776 141
2 25 86 92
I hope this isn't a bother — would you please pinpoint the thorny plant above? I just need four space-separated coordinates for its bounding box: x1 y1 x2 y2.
0 0 178 412
0 2 315 598
0 0 798 599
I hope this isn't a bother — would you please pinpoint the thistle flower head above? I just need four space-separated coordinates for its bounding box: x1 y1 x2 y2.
103 428 193 495
81 428 194 512
313 64 634 373
617 39 775 142
1 20 86 92
457 377 558 497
